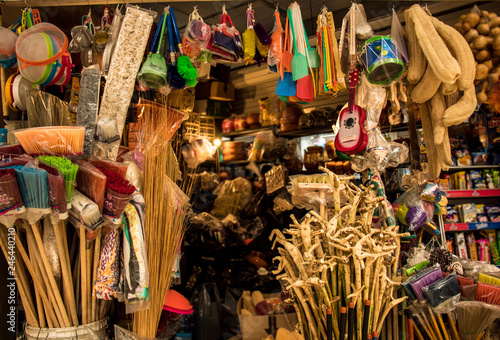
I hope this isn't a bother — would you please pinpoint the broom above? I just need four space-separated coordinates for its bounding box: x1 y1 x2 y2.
456 301 500 340
0 168 24 215
15 166 71 328
72 160 107 212
38 156 79 208
37 162 79 326
90 158 128 179
131 98 191 337
14 126 85 155
478 272 500 287
94 166 135 226
423 274 460 340
475 282 500 306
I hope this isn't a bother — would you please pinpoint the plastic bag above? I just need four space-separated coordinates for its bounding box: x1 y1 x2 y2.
268 11 284 67
211 178 253 218
182 138 216 169
390 8 408 63
43 216 61 279
265 165 285 195
422 274 460 313
194 283 222 340
207 8 242 62
93 228 122 300
273 190 294 215
26 89 73 128
122 199 150 314
121 152 143 192
77 65 101 155
288 174 346 211
456 301 500 340
221 288 241 338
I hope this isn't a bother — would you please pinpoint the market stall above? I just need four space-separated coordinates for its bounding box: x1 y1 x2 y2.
0 0 499 339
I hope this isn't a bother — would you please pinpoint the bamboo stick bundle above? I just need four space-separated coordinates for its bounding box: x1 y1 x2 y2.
271 167 408 340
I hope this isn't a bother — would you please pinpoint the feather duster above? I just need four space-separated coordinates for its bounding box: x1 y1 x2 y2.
254 22 272 45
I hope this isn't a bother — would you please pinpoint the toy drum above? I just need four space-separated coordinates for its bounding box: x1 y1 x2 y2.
360 36 405 85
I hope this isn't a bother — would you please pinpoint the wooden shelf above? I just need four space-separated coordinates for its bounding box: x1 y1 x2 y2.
444 189 500 198
276 126 333 138
221 126 274 138
444 222 500 231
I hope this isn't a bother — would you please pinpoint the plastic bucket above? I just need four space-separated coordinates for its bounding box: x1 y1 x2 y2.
9 74 40 111
16 23 68 84
0 27 17 67
25 318 108 339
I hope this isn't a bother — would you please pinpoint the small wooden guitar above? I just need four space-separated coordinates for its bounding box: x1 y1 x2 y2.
335 8 368 155
334 68 368 154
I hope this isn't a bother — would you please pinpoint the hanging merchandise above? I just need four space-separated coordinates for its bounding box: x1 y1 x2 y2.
170 7 198 88
289 3 314 102
77 65 101 155
93 228 122 300
102 5 124 75
275 16 296 97
95 5 156 161
80 10 98 68
334 6 368 155
137 9 168 89
93 7 111 53
268 9 284 71
183 6 211 58
4 74 40 112
15 23 71 86
0 27 18 68
207 5 242 62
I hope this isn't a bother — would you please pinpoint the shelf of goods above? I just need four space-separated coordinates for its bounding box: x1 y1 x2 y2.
443 189 500 198
221 122 420 140
444 222 500 232
445 165 500 171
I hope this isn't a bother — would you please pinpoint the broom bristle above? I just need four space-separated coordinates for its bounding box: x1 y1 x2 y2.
479 272 500 287
38 163 67 216
422 274 460 307
0 168 24 214
15 167 50 209
409 266 443 301
73 160 106 213
13 126 85 156
95 166 135 222
476 282 500 306
38 156 79 204
90 159 128 179
0 145 25 160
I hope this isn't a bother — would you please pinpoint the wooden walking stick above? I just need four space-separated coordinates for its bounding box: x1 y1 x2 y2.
80 228 88 324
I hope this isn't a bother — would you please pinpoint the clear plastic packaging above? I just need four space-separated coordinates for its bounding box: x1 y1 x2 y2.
14 126 85 156
43 216 61 279
123 198 150 314
96 6 156 160
94 228 122 300
288 174 346 211
182 138 216 169
134 99 188 157
265 165 285 195
273 190 294 215
121 152 143 192
210 177 253 219
422 274 460 313
26 89 73 128
68 189 105 231
77 65 101 155
456 301 500 340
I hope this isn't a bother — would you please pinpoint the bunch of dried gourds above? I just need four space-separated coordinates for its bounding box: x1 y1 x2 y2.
405 5 477 178
271 167 408 340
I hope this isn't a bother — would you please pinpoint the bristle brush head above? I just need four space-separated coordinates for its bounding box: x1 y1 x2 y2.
0 168 24 214
422 274 460 307
15 167 50 209
410 266 443 301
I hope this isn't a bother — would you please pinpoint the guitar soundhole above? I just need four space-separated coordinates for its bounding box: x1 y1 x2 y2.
344 117 356 129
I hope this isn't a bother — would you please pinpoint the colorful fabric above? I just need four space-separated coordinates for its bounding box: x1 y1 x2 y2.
122 198 149 312
93 228 122 300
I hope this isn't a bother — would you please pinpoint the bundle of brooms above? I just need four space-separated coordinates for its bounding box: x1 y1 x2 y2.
271 167 408 340
131 98 193 337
